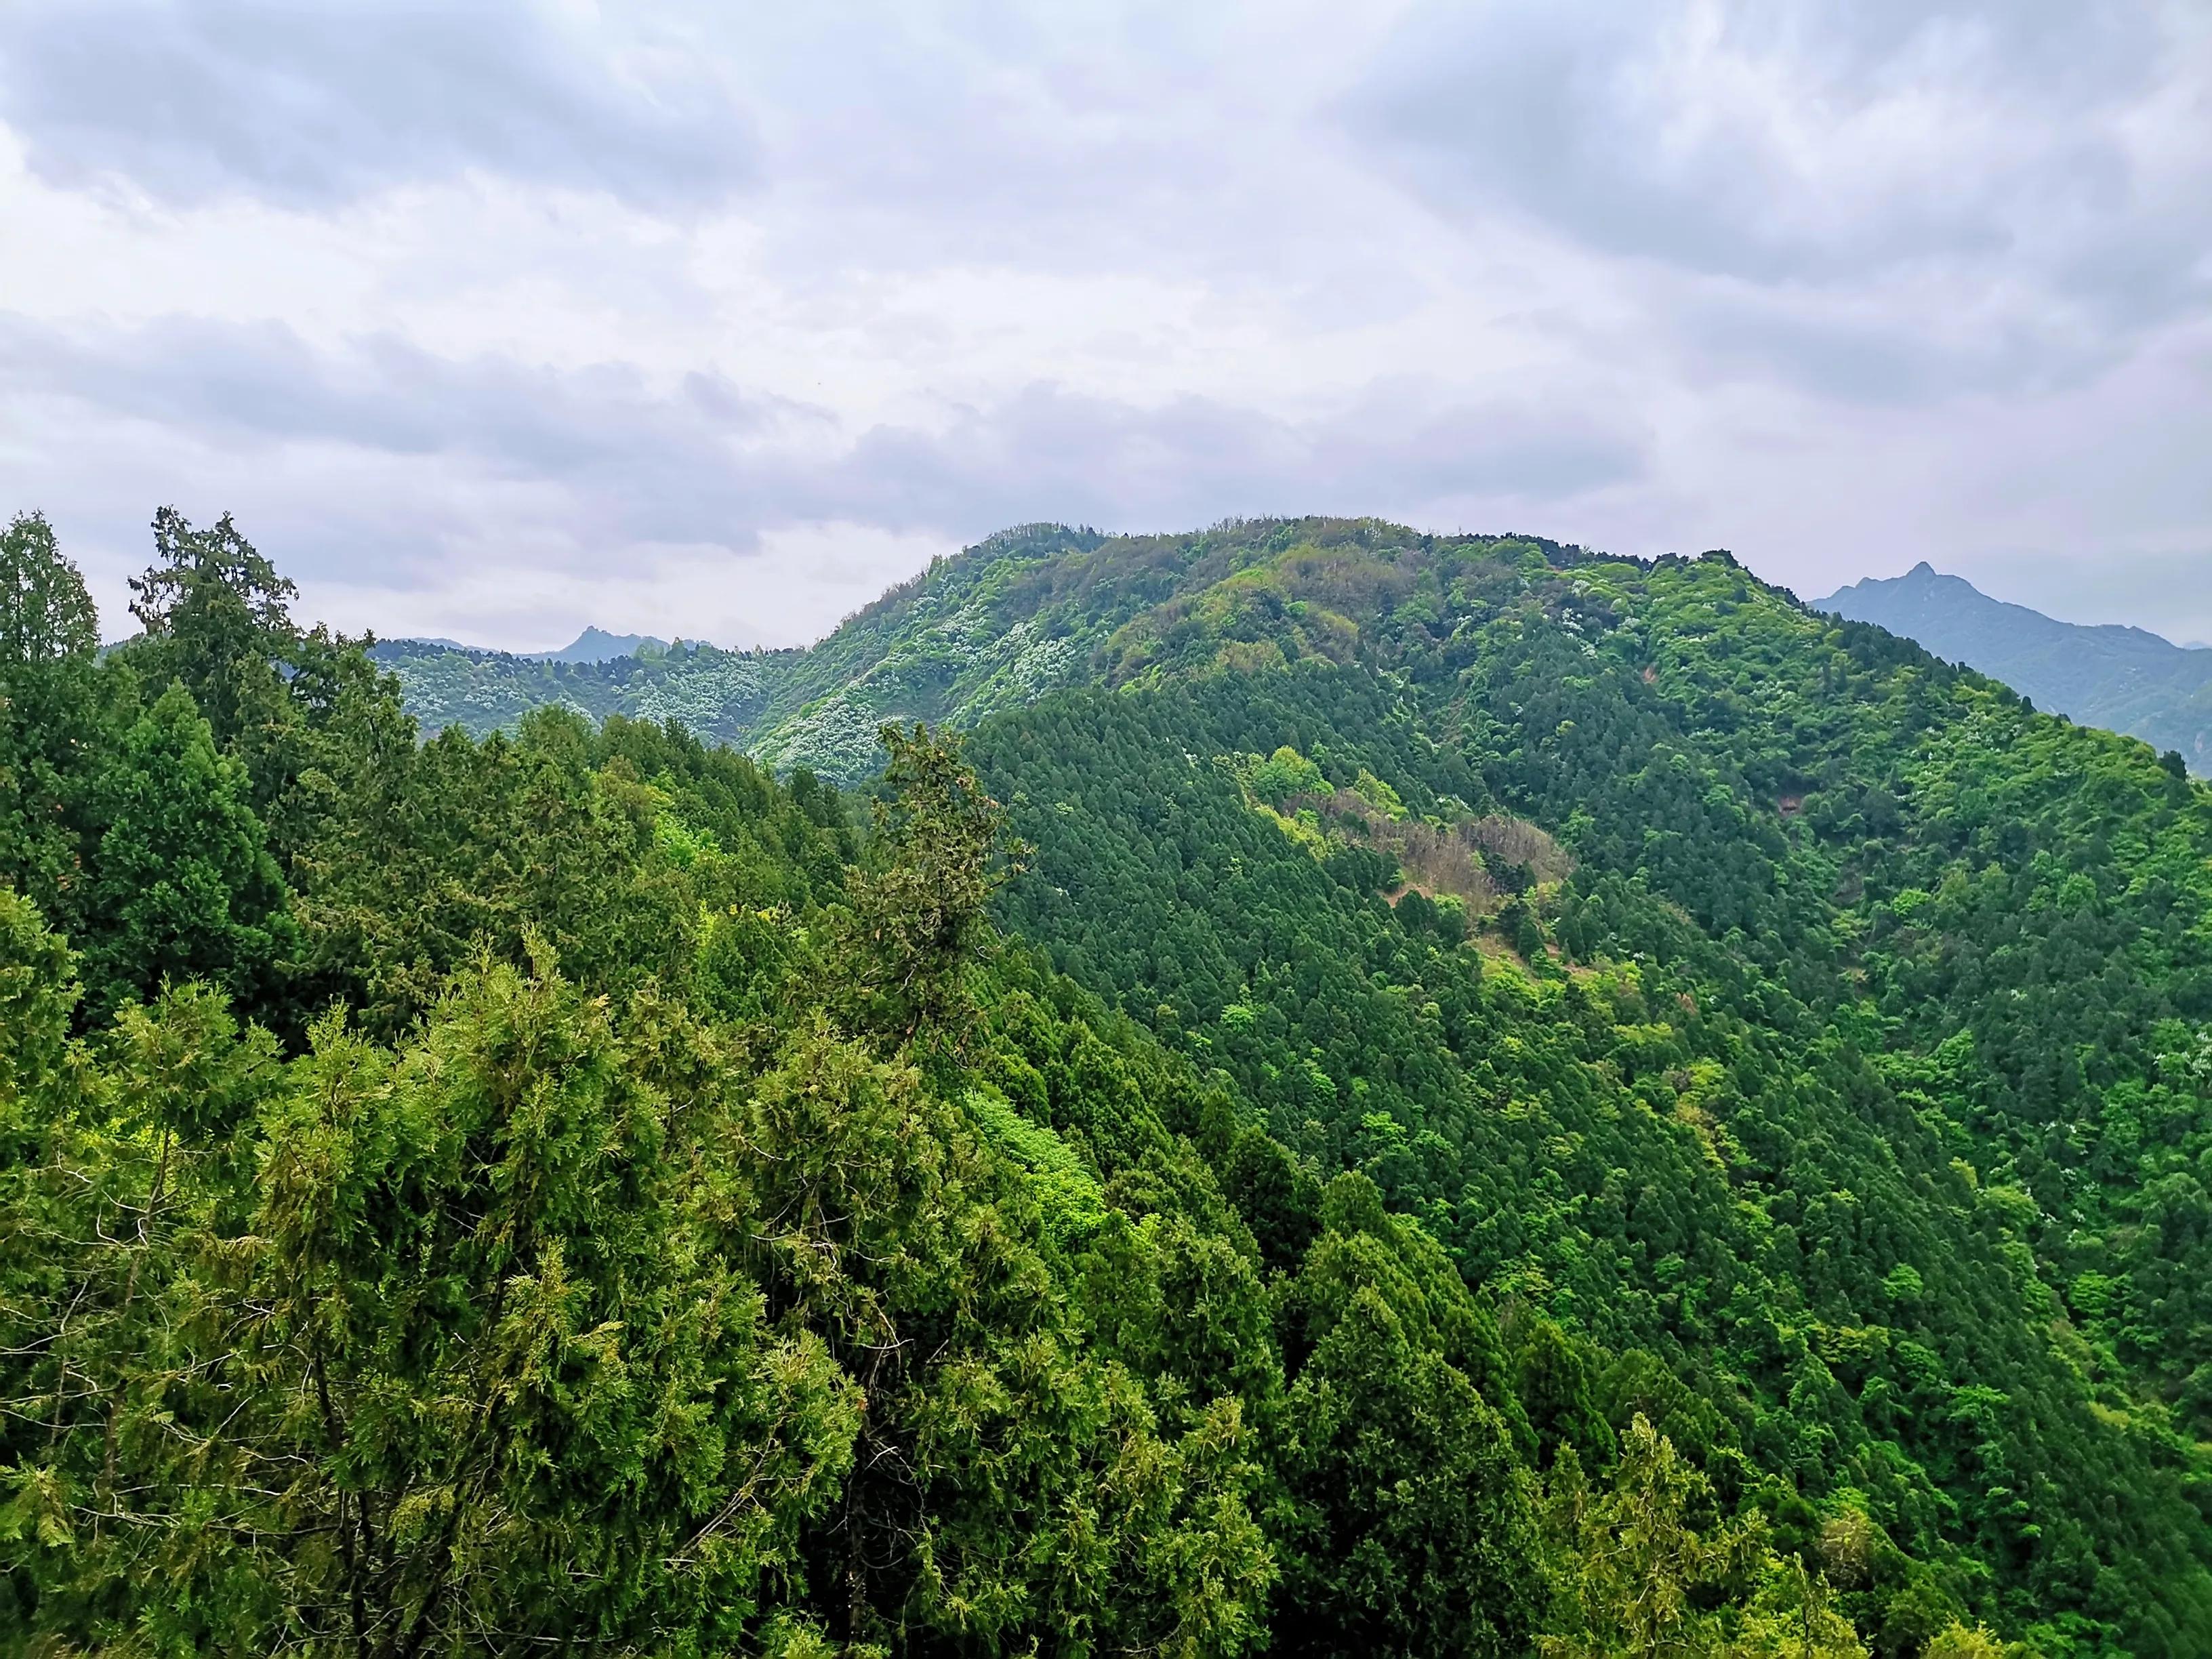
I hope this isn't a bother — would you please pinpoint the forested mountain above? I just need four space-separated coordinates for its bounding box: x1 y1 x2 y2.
384 624 672 669
520 624 673 663
1814 565 2212 777
6 508 2211 1657
374 632 795 747
377 524 1114 776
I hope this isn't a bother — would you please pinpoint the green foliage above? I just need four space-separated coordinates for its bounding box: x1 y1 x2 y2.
1273 1174 1542 1658
0 512 106 930
836 721 1024 1050
927 518 2212 1654
0 737 1283 1656
1250 745 1328 802
375 634 788 749
0 511 98 666
0 520 1310 1655
9 956 867 1654
79 682 293 1016
14 508 2212 1656
0 888 78 1138
126 507 298 735
1542 1416 1873 1659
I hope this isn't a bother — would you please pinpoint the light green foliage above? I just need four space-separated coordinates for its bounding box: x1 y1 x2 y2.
1543 1416 1868 1659
1351 767 1407 817
964 1085 1107 1242
1249 745 1328 802
1541 1416 1759 1658
1920 1623 2009 1659
7 949 864 1654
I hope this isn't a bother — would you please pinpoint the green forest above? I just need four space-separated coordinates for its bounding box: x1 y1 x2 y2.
4 508 2209 1657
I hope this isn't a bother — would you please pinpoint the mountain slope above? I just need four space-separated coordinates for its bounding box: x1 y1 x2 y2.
1815 562 2212 775
374 634 796 745
380 523 1122 777
409 514 2212 1647
717 516 2212 1649
13 506 2212 1653
934 521 2212 1653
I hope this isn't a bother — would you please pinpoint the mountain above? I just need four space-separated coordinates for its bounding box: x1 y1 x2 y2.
523 623 669 663
1814 562 2212 776
10 506 2212 1656
384 625 671 665
382 515 2212 1640
373 632 794 747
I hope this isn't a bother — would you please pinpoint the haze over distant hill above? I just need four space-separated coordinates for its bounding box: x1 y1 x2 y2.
390 625 672 663
522 625 669 663
1815 562 2212 776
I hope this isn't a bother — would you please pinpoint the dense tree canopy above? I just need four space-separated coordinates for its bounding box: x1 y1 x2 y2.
4 509 2205 1657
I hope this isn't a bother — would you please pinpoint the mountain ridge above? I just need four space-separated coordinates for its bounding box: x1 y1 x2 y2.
387 623 674 663
1813 561 2212 775
12 506 2212 1652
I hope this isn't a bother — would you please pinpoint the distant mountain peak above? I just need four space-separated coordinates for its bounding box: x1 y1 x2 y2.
1815 564 2211 775
526 626 668 663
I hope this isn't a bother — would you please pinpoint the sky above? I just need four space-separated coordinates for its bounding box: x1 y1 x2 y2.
1 1 2207 652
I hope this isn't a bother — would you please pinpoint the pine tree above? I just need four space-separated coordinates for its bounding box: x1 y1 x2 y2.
79 683 293 1015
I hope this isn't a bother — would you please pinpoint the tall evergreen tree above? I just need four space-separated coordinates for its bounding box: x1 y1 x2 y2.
79 683 292 1016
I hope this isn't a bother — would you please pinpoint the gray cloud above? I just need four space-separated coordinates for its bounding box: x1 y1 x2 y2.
832 382 1645 536
0 312 1643 556
0 0 756 210
1347 0 2173 283
0 2 2205 650
1671 291 2110 406
1344 0 2212 403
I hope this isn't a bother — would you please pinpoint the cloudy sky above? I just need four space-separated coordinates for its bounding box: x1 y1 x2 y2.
1 1 2207 651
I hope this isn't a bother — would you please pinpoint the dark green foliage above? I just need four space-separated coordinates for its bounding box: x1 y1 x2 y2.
0 513 106 931
77 683 293 1017
0 511 97 667
1273 1174 1541 1658
126 506 300 752
12 508 2212 1656
0 720 1284 1656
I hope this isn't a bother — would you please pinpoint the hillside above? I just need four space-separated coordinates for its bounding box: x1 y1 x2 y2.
859 518 2212 1650
380 523 1113 778
1815 564 2212 776
7 508 2212 1656
375 634 796 746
